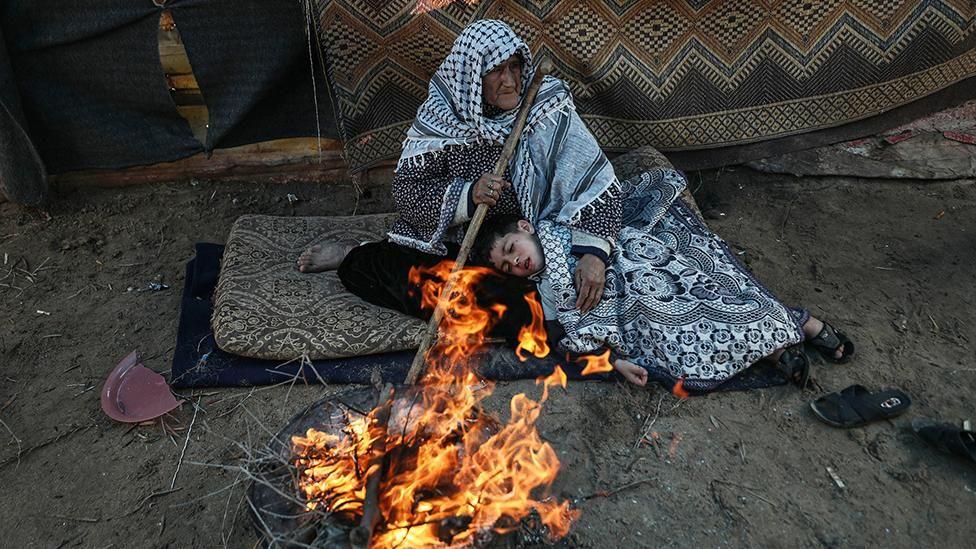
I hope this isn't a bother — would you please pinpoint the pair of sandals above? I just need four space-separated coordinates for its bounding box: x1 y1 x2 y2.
807 389 974 469
777 321 855 388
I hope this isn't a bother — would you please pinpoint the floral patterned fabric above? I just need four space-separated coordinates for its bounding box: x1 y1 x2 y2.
538 168 806 391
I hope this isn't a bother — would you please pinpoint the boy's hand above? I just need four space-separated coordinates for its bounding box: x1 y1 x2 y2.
613 358 648 386
574 254 605 313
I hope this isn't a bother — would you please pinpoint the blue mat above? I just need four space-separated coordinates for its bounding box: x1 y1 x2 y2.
170 244 586 388
170 244 786 392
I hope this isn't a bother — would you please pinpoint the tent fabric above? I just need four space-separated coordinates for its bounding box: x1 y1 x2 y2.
0 24 47 205
0 1 201 173
0 0 337 175
172 0 338 150
313 0 976 172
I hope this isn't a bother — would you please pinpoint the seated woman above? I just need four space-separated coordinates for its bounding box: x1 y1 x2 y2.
471 165 853 390
296 19 622 341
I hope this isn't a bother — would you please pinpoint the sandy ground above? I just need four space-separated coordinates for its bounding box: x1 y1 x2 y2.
1 167 974 548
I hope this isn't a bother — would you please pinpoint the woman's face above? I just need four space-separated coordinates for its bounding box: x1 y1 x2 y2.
482 54 522 111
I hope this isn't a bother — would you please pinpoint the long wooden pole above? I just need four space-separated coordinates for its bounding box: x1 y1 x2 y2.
404 58 552 385
349 60 553 548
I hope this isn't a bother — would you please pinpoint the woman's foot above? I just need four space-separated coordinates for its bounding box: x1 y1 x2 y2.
803 316 854 363
296 242 352 273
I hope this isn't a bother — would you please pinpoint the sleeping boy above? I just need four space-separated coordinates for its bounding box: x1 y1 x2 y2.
471 168 830 392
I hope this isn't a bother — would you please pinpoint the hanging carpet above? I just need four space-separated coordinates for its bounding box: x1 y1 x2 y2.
312 0 976 171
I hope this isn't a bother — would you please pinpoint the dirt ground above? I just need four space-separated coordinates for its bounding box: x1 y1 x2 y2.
1 167 974 548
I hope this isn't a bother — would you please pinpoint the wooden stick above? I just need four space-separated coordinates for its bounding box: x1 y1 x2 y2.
352 60 553 549
349 383 395 547
404 58 553 385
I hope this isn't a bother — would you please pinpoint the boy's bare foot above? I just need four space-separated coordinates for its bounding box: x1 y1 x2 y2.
297 242 351 273
613 358 648 387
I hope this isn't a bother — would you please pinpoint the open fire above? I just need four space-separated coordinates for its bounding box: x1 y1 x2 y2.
291 261 578 547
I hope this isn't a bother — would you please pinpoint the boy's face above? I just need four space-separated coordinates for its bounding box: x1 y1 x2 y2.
488 219 545 278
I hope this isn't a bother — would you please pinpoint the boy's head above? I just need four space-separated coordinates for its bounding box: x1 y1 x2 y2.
473 214 546 278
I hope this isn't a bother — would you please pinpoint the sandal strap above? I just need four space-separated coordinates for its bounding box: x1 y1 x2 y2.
810 323 842 350
778 346 810 385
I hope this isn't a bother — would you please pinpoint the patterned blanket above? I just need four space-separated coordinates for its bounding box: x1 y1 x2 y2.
313 0 976 171
537 168 806 391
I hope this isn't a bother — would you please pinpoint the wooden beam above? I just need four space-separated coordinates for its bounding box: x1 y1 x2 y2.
50 137 350 188
158 10 207 144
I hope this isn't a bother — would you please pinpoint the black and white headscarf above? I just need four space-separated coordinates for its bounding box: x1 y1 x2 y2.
399 19 555 164
392 19 620 252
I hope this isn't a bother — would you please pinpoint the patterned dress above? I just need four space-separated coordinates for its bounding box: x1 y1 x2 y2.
388 142 621 255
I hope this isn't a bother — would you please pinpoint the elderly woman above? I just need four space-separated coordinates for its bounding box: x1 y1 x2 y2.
298 19 620 337
298 19 852 388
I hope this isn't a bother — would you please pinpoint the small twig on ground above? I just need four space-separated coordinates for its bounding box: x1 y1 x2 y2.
778 198 796 239
155 230 166 259
712 478 775 506
170 398 201 490
117 487 183 519
635 395 684 450
284 362 308 405
215 388 256 419
826 466 845 489
0 424 90 469
221 476 246 548
66 287 87 299
0 392 17 413
0 417 23 462
52 514 100 523
574 478 656 503
72 385 96 397
634 394 666 450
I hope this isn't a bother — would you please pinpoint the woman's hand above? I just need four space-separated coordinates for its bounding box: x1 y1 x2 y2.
473 174 511 207
574 254 605 313
613 358 648 386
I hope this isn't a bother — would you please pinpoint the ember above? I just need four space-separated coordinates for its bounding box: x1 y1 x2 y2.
291 260 578 547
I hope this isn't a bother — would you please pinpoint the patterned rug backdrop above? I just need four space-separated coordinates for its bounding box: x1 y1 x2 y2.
313 0 976 171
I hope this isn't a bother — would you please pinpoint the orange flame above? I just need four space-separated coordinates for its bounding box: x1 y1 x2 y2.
293 260 578 546
577 348 613 376
536 365 567 403
516 292 550 361
672 377 690 399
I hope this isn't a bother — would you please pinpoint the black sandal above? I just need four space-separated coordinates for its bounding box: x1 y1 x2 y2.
911 419 976 464
778 345 811 388
810 385 911 427
807 321 855 364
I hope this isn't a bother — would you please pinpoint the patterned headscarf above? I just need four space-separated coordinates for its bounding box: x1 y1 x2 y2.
398 19 569 167
389 19 618 255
